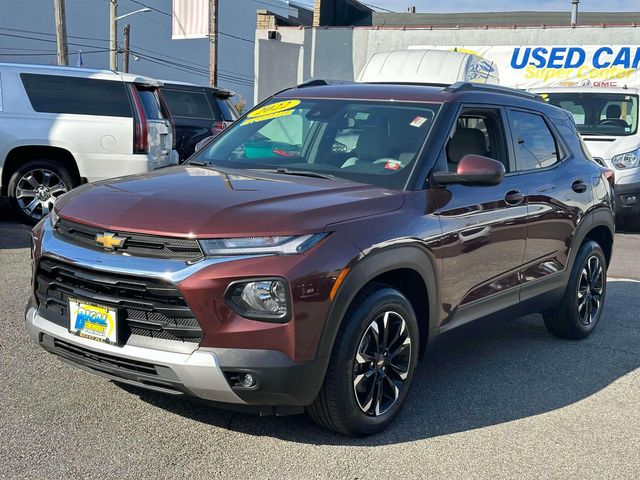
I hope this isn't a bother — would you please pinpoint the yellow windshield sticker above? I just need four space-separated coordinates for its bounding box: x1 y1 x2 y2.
242 99 300 125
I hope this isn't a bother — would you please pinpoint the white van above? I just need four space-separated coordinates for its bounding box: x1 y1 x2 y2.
0 63 176 223
358 49 500 85
532 86 640 228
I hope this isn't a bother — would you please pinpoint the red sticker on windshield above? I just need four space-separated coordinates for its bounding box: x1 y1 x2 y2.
385 160 401 170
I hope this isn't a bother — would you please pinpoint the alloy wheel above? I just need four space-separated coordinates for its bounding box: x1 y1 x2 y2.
353 311 412 417
577 255 604 326
15 169 68 221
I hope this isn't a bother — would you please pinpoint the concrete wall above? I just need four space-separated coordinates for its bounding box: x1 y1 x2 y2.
255 25 640 103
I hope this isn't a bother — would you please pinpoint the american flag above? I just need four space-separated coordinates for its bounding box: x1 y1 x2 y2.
172 0 209 40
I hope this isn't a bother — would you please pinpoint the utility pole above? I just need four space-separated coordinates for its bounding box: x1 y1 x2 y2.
109 0 117 70
209 0 218 87
53 0 69 65
123 24 131 73
570 0 580 26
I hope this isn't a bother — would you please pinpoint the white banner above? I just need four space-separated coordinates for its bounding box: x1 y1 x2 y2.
410 45 640 89
172 0 209 40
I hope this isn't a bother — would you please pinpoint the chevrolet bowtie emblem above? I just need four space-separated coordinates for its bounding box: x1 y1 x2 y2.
95 232 127 250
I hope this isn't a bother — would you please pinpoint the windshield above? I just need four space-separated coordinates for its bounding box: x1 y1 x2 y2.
542 92 638 137
190 98 440 189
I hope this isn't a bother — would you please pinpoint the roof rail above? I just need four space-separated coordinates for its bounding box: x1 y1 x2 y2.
295 79 354 88
445 82 542 100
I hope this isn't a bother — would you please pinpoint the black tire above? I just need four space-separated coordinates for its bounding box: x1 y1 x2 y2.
8 158 75 225
543 240 607 340
307 285 419 436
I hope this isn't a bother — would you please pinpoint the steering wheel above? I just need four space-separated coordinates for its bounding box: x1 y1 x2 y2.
598 119 628 127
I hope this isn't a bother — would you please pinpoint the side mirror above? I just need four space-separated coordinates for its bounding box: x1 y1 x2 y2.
432 154 505 186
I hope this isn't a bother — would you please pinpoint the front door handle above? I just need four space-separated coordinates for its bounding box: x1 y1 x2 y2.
459 225 492 242
572 179 588 193
505 190 525 206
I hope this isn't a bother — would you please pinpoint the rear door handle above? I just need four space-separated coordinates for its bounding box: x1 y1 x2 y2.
572 179 588 193
504 190 525 206
459 225 492 242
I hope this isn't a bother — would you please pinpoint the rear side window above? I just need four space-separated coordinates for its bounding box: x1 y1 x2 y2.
162 88 214 119
136 88 164 120
216 98 237 121
509 110 559 171
21 73 131 117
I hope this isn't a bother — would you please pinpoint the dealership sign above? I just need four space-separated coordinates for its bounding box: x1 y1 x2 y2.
410 46 640 89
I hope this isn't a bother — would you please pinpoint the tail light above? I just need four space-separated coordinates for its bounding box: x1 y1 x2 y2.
129 85 149 154
211 121 226 137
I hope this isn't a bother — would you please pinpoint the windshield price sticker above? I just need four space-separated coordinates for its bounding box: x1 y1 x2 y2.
242 100 301 125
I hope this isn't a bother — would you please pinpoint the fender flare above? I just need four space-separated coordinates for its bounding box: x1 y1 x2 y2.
315 244 440 360
566 207 615 277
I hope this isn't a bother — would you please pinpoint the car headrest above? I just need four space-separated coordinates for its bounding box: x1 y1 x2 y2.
606 104 622 119
448 128 487 164
356 126 389 161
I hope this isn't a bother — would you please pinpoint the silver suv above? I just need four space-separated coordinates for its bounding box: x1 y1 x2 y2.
0 63 176 223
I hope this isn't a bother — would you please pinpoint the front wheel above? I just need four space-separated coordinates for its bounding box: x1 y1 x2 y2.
543 240 607 340
308 285 419 436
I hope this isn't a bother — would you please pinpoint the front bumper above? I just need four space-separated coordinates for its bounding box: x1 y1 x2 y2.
26 306 244 403
26 305 325 409
614 181 640 216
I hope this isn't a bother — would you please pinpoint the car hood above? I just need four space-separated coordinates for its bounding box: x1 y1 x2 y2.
55 166 405 237
582 135 639 161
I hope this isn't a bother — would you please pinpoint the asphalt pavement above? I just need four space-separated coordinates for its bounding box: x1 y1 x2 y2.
1 206 638 479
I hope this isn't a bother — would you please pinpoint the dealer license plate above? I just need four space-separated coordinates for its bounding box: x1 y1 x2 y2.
69 299 118 344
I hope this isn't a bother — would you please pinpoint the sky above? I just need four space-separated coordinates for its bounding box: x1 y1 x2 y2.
295 0 640 13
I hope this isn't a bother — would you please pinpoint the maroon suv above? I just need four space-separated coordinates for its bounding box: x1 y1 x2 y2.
26 81 614 436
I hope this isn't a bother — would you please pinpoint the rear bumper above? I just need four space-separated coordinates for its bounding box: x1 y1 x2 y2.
26 305 325 408
614 181 640 216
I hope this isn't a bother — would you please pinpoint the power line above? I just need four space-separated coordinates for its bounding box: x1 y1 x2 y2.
362 2 396 13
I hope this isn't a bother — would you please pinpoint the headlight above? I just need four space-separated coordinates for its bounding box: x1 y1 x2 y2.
612 148 640 169
226 279 290 322
199 233 326 256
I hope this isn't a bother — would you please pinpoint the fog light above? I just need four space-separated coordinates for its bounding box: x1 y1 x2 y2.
238 373 257 388
226 278 290 322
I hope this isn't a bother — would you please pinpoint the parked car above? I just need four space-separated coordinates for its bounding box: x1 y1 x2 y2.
532 86 640 229
0 63 176 223
159 81 237 161
26 81 614 436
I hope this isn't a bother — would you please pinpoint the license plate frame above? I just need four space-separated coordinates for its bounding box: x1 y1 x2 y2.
68 298 118 345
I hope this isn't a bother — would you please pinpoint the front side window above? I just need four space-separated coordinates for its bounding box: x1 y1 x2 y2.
191 98 440 189
543 92 638 137
509 110 559 171
21 73 131 117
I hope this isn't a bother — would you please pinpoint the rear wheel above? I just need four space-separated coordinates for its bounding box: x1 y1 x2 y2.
308 285 419 436
8 159 75 224
543 240 607 340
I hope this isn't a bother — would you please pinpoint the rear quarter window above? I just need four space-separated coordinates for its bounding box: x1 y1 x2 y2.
509 110 560 171
162 88 214 119
216 97 237 121
20 73 131 117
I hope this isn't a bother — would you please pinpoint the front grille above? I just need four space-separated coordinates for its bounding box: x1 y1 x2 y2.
35 257 203 343
55 219 203 260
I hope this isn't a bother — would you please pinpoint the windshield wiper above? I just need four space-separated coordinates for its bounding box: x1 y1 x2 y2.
256 168 336 180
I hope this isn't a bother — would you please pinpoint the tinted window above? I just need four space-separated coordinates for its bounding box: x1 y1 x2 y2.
136 89 164 120
510 110 559 170
216 98 237 121
162 88 214 119
21 73 131 117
